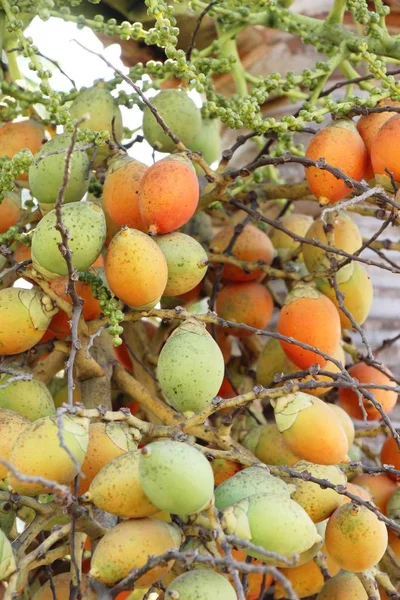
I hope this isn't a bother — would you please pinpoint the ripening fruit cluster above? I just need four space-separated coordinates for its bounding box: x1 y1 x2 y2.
1 83 400 600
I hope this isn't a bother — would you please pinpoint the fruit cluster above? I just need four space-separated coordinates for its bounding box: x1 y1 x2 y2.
1 1 400 600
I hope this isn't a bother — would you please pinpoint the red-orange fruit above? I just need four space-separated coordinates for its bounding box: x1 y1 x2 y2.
325 502 388 572
338 362 397 421
277 286 341 369
138 154 199 235
103 154 148 230
216 282 273 338
305 119 367 203
273 393 349 465
275 558 339 599
352 473 397 515
211 458 242 486
0 120 44 180
209 224 274 282
14 243 31 263
357 100 400 180
231 549 272 599
48 276 102 338
0 193 22 233
105 228 168 308
113 342 134 372
371 115 400 188
381 436 400 481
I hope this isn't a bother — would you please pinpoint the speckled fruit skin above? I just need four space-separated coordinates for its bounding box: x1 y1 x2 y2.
317 262 373 328
287 461 347 523
31 202 106 277
29 133 89 211
327 404 355 446
275 556 340 599
305 119 367 203
0 371 55 421
138 154 199 235
105 227 168 308
0 409 29 479
0 287 58 355
189 119 221 174
210 224 274 282
270 213 313 259
165 569 237 600
302 211 362 275
273 393 349 465
32 573 96 600
155 232 208 296
157 319 224 414
139 440 214 515
103 154 148 230
216 282 274 338
215 465 292 510
142 90 201 152
325 502 388 572
86 449 158 518
90 518 182 586
256 337 297 387
78 421 136 495
339 362 397 421
0 120 44 180
317 572 368 600
0 192 22 233
7 415 89 495
242 424 300 466
69 86 123 166
277 286 341 369
222 493 321 562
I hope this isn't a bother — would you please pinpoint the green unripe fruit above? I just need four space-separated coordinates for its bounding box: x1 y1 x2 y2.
0 371 55 421
69 86 123 165
256 337 297 388
142 90 201 153
0 529 16 580
157 318 224 414
387 487 400 524
222 493 321 564
242 424 300 466
155 232 208 296
317 262 373 328
215 466 294 510
32 202 106 277
0 503 15 536
139 440 214 515
165 570 237 600
189 119 221 174
285 461 347 523
29 134 90 212
302 211 362 277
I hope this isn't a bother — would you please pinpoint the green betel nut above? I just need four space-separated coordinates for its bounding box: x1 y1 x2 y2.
157 318 224 414
139 440 214 515
142 90 201 152
29 133 90 210
31 201 106 277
